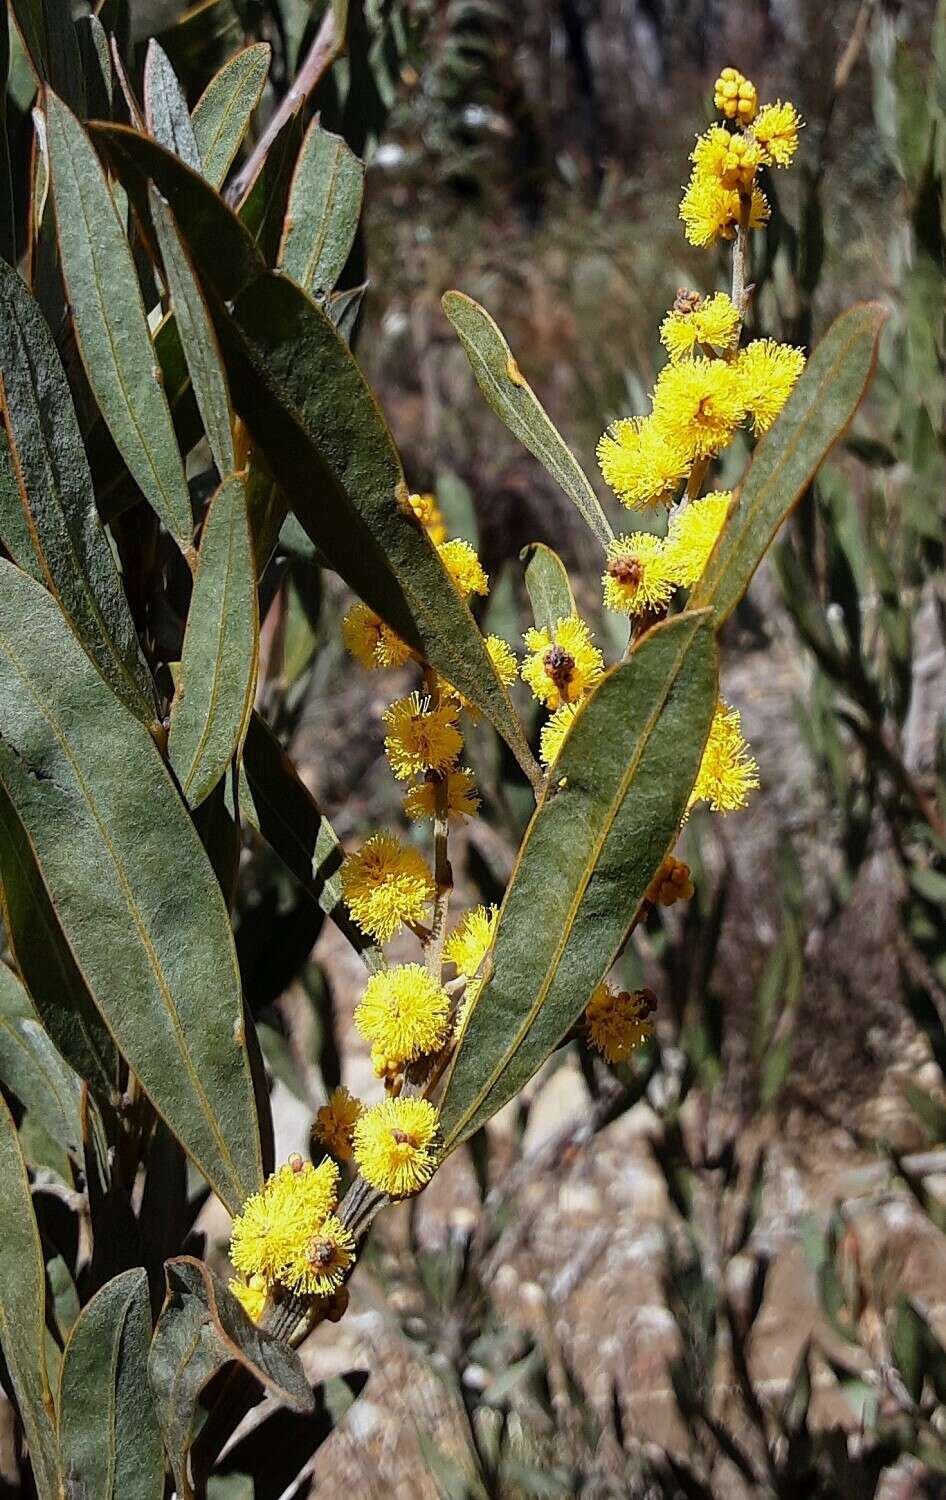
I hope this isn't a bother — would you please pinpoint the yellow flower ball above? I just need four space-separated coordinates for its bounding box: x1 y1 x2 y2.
585 984 655 1064
229 1274 270 1324
660 291 741 363
352 1097 440 1197
445 905 497 979
341 832 434 943
539 701 581 767
521 616 604 710
688 701 759 814
438 539 489 599
281 1214 355 1298
651 358 746 460
404 767 480 822
383 692 464 780
341 602 412 671
736 339 806 434
665 491 731 588
354 964 451 1067
752 100 803 167
313 1086 363 1162
597 415 692 508
229 1157 339 1282
602 532 677 617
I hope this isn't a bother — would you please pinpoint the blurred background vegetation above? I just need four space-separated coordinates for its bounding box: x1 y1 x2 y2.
6 0 946 1495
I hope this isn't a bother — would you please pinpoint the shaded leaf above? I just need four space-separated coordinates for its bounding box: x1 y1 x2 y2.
237 107 304 264
0 782 119 1105
520 542 576 634
239 712 381 970
9 0 83 115
45 93 193 552
168 474 257 805
442 290 613 547
0 1 14 266
0 561 263 1212
74 14 111 121
0 1094 58 1500
0 260 159 729
150 186 235 476
143 39 200 171
0 430 44 580
691 303 887 624
58 1268 163 1500
0 961 82 1156
279 122 364 296
191 42 270 191
439 611 717 1151
90 125 542 789
149 1257 314 1500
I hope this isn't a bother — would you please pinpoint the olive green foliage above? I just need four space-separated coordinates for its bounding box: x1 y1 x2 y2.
0 1 886 1496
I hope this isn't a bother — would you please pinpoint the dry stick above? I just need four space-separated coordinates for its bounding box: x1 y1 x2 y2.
227 7 341 206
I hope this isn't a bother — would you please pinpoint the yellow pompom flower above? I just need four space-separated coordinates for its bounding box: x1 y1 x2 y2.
539 701 581 766
666 491 731 587
281 1215 355 1298
521 616 604 710
752 100 803 167
355 964 451 1067
645 855 694 907
229 1274 270 1324
341 832 434 943
713 66 757 122
445 905 498 979
692 125 762 189
341 602 412 671
383 692 464 780
352 1097 440 1197
602 532 676 617
688 701 759 814
230 1156 340 1282
651 357 746 460
486 634 518 686
736 339 806 434
659 290 741 363
585 984 656 1064
409 491 447 544
438 539 489 599
679 171 739 247
404 767 480 822
597 415 692 508
314 1086 363 1162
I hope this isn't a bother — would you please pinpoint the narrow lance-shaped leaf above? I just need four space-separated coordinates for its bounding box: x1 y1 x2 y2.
58 1268 164 1500
149 1258 314 1500
0 431 44 580
0 1094 59 1500
168 474 259 806
0 561 263 1213
191 42 270 191
279 122 364 296
691 302 888 625
9 0 84 116
149 185 235 477
238 712 383 971
0 782 119 1105
90 124 543 791
438 611 718 1152
521 542 576 634
143 40 200 171
442 290 614 548
0 0 15 265
74 14 111 122
0 260 159 730
237 107 304 265
45 93 193 553
0 961 83 1157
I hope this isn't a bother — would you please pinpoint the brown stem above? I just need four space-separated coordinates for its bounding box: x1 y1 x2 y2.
227 7 342 205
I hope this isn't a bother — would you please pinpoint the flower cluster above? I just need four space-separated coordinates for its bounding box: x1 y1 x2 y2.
226 68 798 1334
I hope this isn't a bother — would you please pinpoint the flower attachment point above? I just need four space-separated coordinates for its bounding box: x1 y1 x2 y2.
353 1097 440 1197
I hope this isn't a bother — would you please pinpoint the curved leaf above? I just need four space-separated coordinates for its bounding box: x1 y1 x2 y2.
149 187 235 477
89 124 542 791
9 0 83 115
0 260 159 730
279 121 364 296
239 712 382 971
438 611 717 1152
149 1257 313 1500
143 40 200 171
169 474 259 806
191 42 270 191
0 561 263 1212
0 961 83 1157
237 107 303 264
58 1268 163 1500
0 1094 58 1500
45 93 193 552
521 542 576 634
442 290 613 548
691 302 888 625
